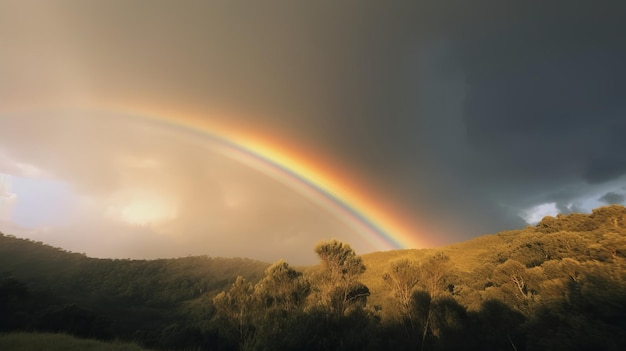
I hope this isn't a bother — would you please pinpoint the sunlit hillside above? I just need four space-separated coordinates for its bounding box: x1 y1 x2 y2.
363 205 626 311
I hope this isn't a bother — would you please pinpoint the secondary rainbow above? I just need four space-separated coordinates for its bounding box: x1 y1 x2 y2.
120 111 423 251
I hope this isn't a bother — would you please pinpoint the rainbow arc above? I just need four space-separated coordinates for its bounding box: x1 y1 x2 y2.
132 112 423 250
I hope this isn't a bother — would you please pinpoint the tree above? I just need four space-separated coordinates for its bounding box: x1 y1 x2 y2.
497 259 530 300
420 252 451 298
312 239 368 316
213 276 256 349
494 259 545 314
383 254 458 350
251 260 312 351
383 258 421 315
255 259 310 312
599 232 626 260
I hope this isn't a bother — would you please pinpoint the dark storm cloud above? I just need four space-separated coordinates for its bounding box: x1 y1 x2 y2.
444 1 625 233
292 1 626 238
407 1 626 235
459 2 626 184
599 192 625 205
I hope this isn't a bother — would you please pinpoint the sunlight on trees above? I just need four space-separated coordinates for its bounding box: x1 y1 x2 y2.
255 259 309 312
383 258 420 315
312 239 368 317
212 276 256 349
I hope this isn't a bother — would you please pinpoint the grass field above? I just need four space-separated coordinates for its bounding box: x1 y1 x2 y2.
0 333 150 351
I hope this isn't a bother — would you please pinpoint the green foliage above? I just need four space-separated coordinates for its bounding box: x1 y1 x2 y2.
0 235 268 308
311 239 369 317
420 252 452 298
314 239 366 281
383 258 421 314
536 205 626 234
255 259 310 312
213 276 256 349
0 233 268 350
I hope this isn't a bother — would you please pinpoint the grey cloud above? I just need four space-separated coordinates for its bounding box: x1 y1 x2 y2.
448 2 626 225
584 123 626 183
598 192 625 205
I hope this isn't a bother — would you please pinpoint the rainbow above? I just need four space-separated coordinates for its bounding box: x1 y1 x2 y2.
120 111 423 251
4 104 423 250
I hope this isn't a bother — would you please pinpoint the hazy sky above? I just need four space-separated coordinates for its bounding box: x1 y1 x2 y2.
1 1 625 264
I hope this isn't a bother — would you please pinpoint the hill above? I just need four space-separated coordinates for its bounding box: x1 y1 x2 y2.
362 205 626 312
0 234 269 348
1 205 625 350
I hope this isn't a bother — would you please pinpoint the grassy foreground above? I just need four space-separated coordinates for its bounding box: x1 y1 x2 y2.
0 333 150 351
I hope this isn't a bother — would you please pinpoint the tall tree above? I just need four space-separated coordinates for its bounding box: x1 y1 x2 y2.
383 258 421 316
252 260 311 351
313 239 368 316
420 252 451 298
213 276 256 350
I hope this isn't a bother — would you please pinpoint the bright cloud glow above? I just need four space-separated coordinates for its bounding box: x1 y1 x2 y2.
519 174 626 226
106 188 179 226
521 202 559 224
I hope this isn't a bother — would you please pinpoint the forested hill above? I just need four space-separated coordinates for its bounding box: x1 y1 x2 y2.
0 233 269 348
1 205 625 351
0 234 269 303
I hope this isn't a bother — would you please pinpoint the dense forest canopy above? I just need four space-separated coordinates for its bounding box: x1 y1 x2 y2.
1 205 625 350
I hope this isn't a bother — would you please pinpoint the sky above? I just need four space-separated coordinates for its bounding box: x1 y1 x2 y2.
1 1 625 264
